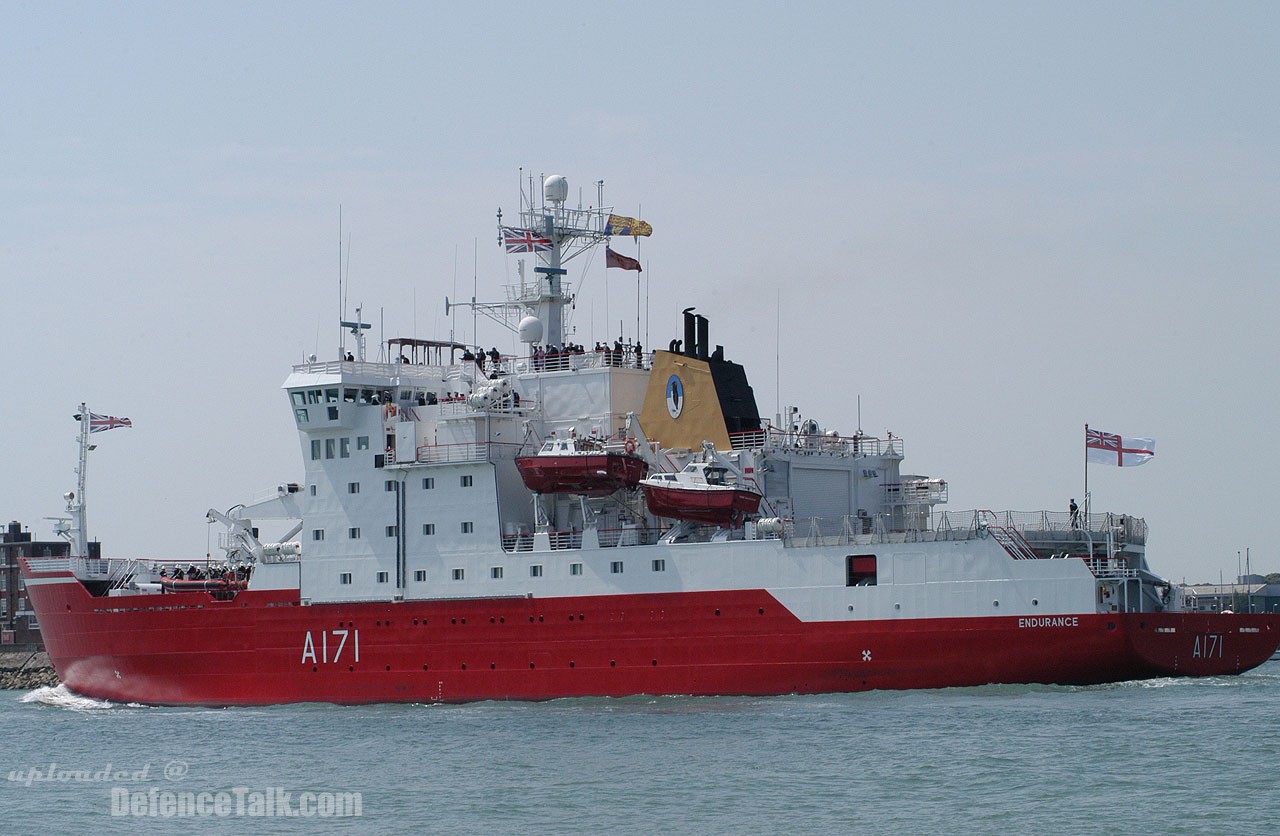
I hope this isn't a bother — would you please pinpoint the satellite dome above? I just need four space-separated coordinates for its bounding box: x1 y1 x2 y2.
544 175 568 204
518 315 544 344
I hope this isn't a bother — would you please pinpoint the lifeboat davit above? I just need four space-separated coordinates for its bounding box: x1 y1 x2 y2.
516 437 649 497
640 462 762 526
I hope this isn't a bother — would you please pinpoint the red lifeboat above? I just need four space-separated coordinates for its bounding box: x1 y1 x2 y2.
640 462 762 526
516 437 649 497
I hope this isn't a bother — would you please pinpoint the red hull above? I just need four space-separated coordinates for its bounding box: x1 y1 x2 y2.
516 453 648 496
22 562 1280 706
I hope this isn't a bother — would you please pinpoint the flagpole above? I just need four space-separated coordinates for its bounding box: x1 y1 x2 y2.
1083 423 1089 526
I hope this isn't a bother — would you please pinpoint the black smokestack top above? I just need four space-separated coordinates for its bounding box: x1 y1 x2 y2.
696 315 709 360
683 307 697 358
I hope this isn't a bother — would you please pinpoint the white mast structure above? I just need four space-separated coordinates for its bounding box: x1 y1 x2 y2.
52 404 131 558
450 173 616 350
52 403 94 558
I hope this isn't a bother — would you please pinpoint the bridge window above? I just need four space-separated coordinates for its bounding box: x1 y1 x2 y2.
340 438 350 458
325 439 335 459
344 389 357 403
357 436 369 450
325 388 339 403
311 440 321 460
295 408 309 424
846 554 877 586
327 407 339 421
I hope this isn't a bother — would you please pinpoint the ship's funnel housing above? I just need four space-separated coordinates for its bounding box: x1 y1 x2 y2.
640 311 761 450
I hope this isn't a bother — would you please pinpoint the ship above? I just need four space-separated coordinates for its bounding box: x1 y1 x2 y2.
20 173 1280 705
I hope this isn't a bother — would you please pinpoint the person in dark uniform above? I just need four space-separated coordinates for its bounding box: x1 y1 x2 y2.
1069 498 1079 529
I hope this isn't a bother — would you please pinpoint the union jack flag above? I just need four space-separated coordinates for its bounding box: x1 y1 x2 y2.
1086 426 1154 467
502 227 552 253
85 412 132 433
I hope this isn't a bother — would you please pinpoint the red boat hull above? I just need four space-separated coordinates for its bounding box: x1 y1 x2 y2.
516 453 648 496
642 484 762 525
22 562 1280 706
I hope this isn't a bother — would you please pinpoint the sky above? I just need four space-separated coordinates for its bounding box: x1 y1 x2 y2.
2 1 1277 584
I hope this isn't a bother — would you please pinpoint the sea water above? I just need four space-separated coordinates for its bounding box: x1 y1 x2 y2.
4 663 1279 835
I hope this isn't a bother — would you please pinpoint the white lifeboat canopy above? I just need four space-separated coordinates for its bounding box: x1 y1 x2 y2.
544 174 568 204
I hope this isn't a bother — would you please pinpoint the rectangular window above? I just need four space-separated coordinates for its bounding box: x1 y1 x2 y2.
340 438 350 458
307 389 321 405
846 554 878 587
530 564 543 578
327 406 339 421
422 524 435 536
325 388 340 403
348 482 360 494
460 474 473 488
422 477 435 490
385 480 396 492
460 521 474 534
344 388 357 403
325 439 336 459
652 559 666 572
570 563 583 576
312 529 325 541
311 440 321 460
611 561 624 574
376 571 389 584
452 568 464 581
348 527 361 539
491 567 504 579
296 408 309 423
357 436 370 450
386 525 398 537
338 573 352 585
309 485 317 496
291 391 307 407
414 570 427 582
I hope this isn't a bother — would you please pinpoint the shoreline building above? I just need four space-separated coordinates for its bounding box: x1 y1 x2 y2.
2 521 70 647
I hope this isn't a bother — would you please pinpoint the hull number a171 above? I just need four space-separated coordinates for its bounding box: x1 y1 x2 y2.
301 629 360 665
1192 633 1223 658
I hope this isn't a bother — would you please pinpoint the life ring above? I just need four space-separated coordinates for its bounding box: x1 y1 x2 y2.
624 438 637 455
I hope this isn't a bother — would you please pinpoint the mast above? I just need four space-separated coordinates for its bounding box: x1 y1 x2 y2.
70 402 89 557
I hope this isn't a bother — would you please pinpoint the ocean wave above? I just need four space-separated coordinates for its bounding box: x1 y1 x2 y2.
18 683 117 711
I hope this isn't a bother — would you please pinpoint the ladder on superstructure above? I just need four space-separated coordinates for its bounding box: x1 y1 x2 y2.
987 525 1040 560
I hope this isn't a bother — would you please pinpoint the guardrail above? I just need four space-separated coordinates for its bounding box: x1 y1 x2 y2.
411 441 523 465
